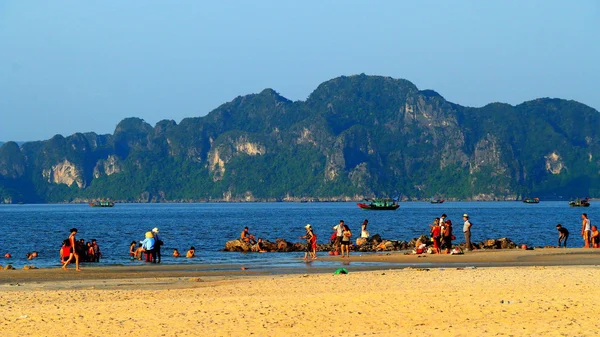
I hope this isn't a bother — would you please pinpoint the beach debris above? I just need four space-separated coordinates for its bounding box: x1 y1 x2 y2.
8 283 21 286
190 277 204 282
302 274 309 278
415 268 430 272
4 264 15 270
334 268 348 275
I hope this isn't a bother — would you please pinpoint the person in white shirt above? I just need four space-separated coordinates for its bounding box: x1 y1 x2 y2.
581 213 591 248
332 220 345 254
440 214 447 234
463 214 472 251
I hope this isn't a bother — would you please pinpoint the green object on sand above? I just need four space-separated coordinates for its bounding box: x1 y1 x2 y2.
334 268 348 275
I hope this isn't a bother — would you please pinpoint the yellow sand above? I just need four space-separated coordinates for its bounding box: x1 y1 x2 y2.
1 265 599 337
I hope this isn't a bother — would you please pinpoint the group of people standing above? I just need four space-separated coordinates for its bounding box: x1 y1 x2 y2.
555 213 600 249
426 213 473 254
60 228 103 271
129 227 162 263
60 228 102 271
331 220 355 258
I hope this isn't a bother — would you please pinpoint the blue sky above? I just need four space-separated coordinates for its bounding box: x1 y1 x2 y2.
1 1 598 141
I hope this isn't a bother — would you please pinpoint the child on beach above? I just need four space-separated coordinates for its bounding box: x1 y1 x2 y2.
129 241 137 258
134 243 144 260
591 226 599 248
61 239 72 263
87 242 94 262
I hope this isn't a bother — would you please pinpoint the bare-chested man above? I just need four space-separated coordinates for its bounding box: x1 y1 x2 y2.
241 227 257 244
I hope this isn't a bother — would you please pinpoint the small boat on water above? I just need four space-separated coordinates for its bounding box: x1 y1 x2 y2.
430 198 445 204
522 198 540 204
357 198 399 210
89 200 115 207
569 198 590 207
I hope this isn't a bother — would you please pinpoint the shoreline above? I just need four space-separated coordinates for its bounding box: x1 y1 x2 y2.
2 248 600 287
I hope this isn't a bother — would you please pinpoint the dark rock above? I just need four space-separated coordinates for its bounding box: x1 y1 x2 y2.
276 238 293 252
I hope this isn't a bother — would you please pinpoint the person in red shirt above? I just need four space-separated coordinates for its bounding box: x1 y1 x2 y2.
430 218 442 254
60 239 72 263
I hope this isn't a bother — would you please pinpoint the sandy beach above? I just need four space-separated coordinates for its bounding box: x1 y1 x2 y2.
1 249 600 337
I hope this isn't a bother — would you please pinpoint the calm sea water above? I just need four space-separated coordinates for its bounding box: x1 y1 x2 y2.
0 201 594 268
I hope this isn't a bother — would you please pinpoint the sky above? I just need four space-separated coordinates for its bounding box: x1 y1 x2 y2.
1 1 599 142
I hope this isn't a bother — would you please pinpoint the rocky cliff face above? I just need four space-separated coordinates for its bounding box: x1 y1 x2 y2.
1 74 599 203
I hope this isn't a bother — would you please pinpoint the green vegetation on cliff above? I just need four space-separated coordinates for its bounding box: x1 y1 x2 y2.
1 74 599 203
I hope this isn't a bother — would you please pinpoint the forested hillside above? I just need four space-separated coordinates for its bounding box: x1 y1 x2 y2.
1 74 599 203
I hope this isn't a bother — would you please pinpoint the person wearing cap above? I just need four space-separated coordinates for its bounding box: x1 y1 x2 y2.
141 231 155 262
463 214 472 251
300 224 316 260
152 227 162 263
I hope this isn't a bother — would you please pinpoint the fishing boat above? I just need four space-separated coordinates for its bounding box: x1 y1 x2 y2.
89 200 115 207
522 197 540 204
357 198 399 210
430 198 445 204
568 198 590 207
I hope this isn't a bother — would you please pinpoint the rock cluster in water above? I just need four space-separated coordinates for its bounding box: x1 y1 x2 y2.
223 234 517 252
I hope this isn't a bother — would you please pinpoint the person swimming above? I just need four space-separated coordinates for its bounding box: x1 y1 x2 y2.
173 249 181 257
186 247 196 258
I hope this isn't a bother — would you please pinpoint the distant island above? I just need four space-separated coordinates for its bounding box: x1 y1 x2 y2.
1 74 599 203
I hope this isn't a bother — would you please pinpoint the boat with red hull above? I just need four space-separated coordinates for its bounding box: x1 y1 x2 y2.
357 198 399 210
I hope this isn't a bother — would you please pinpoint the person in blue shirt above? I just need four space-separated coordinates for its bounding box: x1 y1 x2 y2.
141 232 155 263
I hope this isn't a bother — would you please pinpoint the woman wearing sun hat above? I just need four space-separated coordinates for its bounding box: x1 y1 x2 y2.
301 224 315 260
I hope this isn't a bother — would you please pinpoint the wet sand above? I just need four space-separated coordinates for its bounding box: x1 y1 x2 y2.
1 249 600 336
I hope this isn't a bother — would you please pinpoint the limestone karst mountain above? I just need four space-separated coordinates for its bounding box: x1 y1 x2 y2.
1 74 599 203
